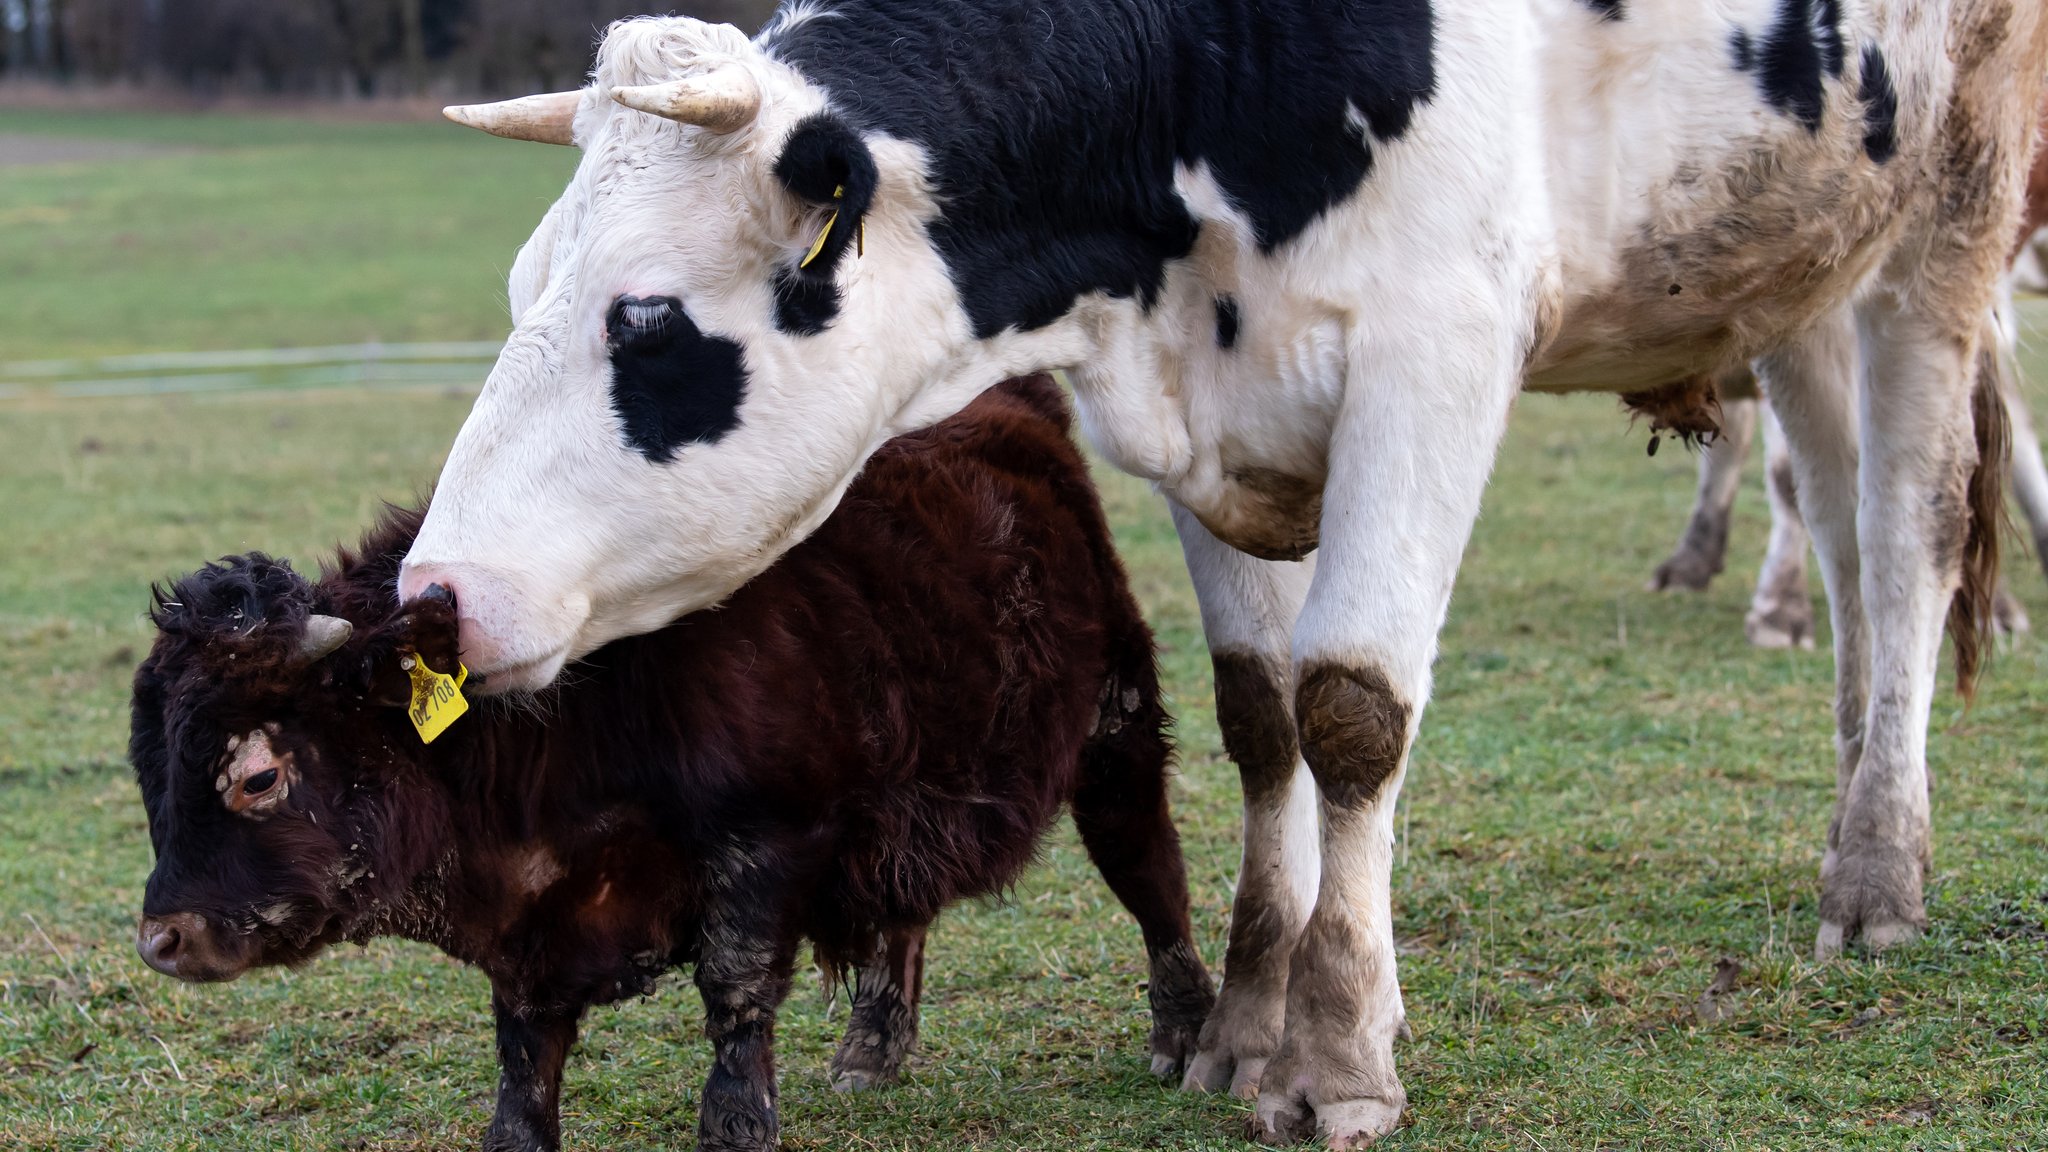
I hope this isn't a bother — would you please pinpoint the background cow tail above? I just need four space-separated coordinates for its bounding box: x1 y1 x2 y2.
1949 312 2014 700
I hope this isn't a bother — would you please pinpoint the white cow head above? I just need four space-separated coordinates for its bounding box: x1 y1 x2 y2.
401 16 1010 692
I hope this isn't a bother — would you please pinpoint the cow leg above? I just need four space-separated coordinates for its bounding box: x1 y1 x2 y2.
1167 499 1319 1099
1808 294 2002 956
694 885 799 1152
1650 376 1758 592
1988 284 2035 635
1745 400 1818 649
484 988 582 1152
1252 321 1521 1148
828 924 926 1092
1067 607 1218 1081
1995 286 2048 597
1755 310 1879 956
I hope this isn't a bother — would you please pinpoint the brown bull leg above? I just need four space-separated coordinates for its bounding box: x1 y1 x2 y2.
829 924 927 1092
484 988 582 1152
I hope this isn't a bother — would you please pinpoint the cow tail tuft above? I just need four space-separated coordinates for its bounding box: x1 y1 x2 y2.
1949 320 2012 701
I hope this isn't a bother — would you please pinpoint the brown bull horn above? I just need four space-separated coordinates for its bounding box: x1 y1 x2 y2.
610 65 761 134
295 616 354 666
443 90 583 145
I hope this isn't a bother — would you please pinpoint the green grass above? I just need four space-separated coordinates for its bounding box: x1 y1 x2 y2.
3 109 2046 1151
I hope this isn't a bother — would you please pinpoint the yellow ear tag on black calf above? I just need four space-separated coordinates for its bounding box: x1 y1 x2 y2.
402 652 469 744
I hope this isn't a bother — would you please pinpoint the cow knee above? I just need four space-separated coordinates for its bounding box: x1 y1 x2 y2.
1295 663 1411 808
1211 651 1297 802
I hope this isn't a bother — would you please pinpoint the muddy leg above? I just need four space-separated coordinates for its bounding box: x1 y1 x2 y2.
1253 298 1522 1148
484 988 581 1152
829 924 926 1092
1071 617 1217 1080
695 883 798 1152
1168 499 1319 1098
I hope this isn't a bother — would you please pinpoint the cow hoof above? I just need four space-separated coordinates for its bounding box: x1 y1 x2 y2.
1648 549 1717 592
1251 1088 1402 1148
1745 605 1814 650
1182 1043 1271 1098
1816 848 1927 959
830 1067 887 1093
1994 587 2030 638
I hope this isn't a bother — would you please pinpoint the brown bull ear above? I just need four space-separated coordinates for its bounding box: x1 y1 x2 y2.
292 616 354 668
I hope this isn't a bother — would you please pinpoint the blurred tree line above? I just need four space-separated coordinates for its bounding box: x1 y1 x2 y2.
0 0 779 96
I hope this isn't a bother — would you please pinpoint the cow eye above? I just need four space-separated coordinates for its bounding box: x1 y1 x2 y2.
243 768 279 796
608 295 679 344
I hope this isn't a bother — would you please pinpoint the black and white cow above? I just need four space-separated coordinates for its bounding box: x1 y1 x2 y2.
406 3 2047 1145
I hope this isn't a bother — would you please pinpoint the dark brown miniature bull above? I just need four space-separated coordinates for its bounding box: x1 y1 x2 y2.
128 376 1213 1151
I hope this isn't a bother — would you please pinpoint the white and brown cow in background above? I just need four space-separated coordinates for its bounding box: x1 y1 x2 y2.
407 2 2046 1146
1655 135 2048 645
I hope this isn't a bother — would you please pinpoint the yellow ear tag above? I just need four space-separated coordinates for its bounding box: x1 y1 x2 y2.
402 653 469 744
799 184 856 270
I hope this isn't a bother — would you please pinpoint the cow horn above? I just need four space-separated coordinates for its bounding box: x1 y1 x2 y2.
610 66 761 134
443 91 583 145
295 616 354 665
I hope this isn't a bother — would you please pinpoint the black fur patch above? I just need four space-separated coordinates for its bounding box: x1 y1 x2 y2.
605 296 748 463
1214 296 1241 349
1580 0 1624 21
1857 46 1897 164
772 267 843 336
767 114 881 335
1731 0 1844 132
768 0 1436 340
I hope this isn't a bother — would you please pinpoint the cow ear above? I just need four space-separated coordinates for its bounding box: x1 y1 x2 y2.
772 113 878 276
361 598 464 708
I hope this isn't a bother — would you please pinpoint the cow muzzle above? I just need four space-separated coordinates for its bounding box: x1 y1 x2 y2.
136 912 252 983
394 562 587 694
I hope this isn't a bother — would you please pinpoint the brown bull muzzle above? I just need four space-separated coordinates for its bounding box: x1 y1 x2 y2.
136 912 255 983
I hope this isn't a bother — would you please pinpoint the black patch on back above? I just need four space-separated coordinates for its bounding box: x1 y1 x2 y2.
1857 46 1897 164
769 0 1436 340
1580 0 1624 21
605 296 748 463
1731 0 1844 131
1214 296 1241 349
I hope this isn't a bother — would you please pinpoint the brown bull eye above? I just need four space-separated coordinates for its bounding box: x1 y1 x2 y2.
242 768 279 796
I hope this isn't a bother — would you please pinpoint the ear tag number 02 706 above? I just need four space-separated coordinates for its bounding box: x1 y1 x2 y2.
402 653 469 744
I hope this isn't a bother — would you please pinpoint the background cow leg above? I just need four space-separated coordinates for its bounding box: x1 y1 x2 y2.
1167 500 1318 1099
695 885 799 1152
1253 315 1521 1148
484 987 581 1152
829 924 926 1092
1993 284 2048 605
1650 372 1758 592
1745 400 1818 649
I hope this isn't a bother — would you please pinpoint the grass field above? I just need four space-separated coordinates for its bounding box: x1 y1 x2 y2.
3 109 2046 1151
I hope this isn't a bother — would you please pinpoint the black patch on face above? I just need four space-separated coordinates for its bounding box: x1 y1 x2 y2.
1731 0 1844 132
767 0 1436 340
1857 46 1897 164
772 267 842 336
1580 0 1624 21
605 296 748 464
1214 296 1241 350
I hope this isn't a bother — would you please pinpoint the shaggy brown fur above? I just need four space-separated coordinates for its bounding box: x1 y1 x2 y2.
128 376 1213 1152
1621 374 1724 450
